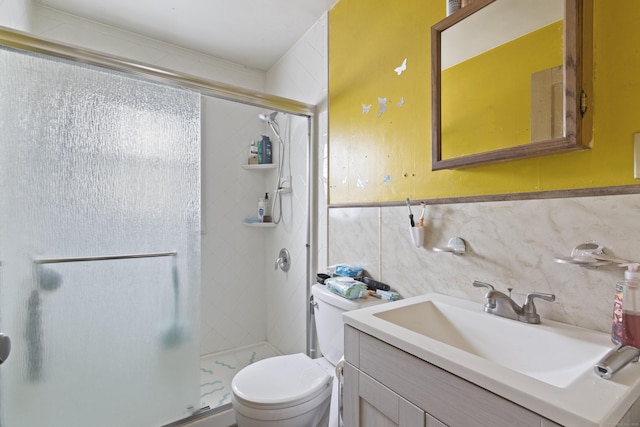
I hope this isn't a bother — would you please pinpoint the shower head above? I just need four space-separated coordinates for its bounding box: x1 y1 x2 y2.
259 111 278 124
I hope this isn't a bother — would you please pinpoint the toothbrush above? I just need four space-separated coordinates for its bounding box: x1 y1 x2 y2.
418 201 426 227
406 198 415 227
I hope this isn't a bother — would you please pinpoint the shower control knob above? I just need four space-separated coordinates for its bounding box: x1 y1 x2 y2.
274 248 290 272
0 333 11 365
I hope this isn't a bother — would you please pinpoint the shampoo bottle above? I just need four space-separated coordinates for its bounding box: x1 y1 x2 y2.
613 263 640 345
257 137 264 164
262 135 272 164
257 197 265 222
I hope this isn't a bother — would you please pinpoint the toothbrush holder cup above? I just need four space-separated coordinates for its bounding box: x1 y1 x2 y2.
410 226 425 248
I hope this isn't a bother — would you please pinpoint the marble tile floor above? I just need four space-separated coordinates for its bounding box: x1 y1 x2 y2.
200 342 280 410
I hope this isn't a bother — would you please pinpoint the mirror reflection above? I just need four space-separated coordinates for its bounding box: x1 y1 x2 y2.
432 0 588 170
441 0 563 159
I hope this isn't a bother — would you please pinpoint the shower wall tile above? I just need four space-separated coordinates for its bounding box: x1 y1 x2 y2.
200 97 272 355
263 114 313 355
329 193 640 334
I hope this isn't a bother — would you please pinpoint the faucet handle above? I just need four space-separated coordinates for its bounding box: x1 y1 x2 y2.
520 292 556 323
473 281 495 291
523 292 556 311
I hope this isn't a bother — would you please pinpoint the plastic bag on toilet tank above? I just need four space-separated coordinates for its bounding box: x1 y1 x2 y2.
333 264 364 278
325 277 368 300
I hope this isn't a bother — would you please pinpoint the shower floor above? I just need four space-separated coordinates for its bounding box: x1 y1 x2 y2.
200 342 280 410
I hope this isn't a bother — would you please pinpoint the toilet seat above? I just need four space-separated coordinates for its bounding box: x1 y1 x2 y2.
231 353 332 410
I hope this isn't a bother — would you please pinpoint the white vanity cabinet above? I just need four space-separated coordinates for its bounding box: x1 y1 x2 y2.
343 325 561 427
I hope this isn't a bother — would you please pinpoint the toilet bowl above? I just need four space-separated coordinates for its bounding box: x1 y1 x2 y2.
231 284 387 427
231 353 332 427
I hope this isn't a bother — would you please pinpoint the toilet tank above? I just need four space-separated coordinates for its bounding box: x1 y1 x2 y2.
311 283 386 366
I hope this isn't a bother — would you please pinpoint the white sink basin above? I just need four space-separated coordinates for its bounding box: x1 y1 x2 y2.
343 293 640 427
374 299 609 388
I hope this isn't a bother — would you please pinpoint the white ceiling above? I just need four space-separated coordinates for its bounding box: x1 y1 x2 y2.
35 0 338 71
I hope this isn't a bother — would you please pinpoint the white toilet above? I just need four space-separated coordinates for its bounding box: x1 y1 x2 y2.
231 283 386 427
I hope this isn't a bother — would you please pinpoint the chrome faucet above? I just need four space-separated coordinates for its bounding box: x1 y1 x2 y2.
473 281 555 324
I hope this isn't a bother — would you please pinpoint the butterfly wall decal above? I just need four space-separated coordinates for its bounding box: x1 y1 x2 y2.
377 97 388 118
394 58 407 75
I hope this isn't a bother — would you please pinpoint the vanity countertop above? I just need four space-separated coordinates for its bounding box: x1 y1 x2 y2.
343 293 640 427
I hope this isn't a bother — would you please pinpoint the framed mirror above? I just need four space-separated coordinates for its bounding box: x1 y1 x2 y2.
431 0 590 170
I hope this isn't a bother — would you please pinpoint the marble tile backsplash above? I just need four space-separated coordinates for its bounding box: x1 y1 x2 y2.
328 193 640 334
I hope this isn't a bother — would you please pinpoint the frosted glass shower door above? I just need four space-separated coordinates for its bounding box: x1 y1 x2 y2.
0 46 201 427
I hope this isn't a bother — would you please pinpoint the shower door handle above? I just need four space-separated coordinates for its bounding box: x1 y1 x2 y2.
0 333 11 365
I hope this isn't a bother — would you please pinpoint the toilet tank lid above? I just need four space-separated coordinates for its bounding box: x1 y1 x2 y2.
312 283 386 310
231 353 331 407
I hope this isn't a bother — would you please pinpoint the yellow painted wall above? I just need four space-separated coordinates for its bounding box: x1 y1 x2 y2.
328 0 640 204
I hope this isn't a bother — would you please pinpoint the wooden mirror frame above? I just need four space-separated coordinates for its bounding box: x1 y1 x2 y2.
431 0 590 170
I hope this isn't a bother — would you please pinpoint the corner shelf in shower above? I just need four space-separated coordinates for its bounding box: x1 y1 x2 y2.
242 163 278 227
241 164 277 170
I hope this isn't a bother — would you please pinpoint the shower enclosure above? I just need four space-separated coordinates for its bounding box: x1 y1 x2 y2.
0 27 316 427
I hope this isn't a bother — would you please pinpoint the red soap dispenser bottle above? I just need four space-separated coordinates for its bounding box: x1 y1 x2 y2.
613 263 640 346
